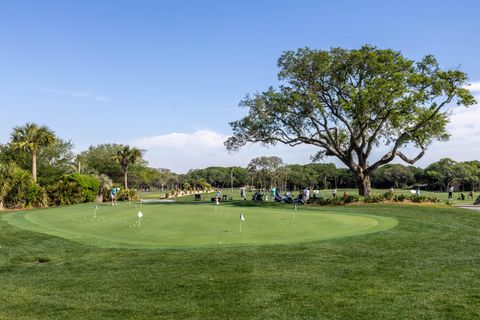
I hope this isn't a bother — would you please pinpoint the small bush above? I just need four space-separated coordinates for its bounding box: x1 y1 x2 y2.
383 191 394 201
48 180 84 205
48 174 100 205
364 193 384 203
69 174 100 202
410 195 422 203
307 197 332 205
2 164 47 208
410 195 441 203
331 197 345 205
424 195 441 203
344 194 361 204
117 188 140 201
25 184 48 208
393 194 407 202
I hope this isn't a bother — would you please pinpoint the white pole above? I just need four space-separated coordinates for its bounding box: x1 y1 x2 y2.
137 211 143 228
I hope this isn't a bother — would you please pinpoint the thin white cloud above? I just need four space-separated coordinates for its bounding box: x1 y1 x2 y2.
465 81 480 92
41 88 109 102
416 101 480 166
133 129 321 173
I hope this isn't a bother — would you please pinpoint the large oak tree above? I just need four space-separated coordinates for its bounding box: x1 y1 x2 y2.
225 45 476 196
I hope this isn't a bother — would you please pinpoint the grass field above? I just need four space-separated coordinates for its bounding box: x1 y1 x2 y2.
1 199 480 319
3 202 397 249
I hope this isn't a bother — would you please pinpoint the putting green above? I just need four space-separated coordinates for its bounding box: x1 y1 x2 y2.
3 202 397 249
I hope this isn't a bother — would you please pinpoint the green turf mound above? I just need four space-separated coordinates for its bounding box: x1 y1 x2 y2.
3 202 397 249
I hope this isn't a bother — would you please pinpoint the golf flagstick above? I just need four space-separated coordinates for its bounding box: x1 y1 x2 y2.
138 211 143 228
240 213 245 232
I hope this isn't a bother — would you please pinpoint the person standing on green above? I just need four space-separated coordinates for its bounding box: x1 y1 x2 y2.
111 187 120 206
448 186 454 200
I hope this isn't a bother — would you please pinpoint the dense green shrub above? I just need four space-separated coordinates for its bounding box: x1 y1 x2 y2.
48 174 100 205
307 196 331 205
393 194 407 202
383 191 394 200
24 183 49 208
117 188 140 201
410 195 441 203
307 194 361 205
48 180 84 205
69 173 100 202
344 194 362 203
364 193 385 203
304 191 442 206
0 163 47 208
424 195 441 203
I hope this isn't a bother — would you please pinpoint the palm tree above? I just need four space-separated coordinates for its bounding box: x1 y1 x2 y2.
10 123 56 182
0 163 14 209
112 146 143 189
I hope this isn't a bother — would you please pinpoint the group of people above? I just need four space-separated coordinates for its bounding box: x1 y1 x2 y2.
248 187 313 204
454 189 475 201
447 186 476 202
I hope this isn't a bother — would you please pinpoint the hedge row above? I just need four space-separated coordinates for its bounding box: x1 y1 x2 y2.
306 192 441 205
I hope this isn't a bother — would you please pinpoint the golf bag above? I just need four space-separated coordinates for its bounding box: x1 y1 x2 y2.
474 195 480 205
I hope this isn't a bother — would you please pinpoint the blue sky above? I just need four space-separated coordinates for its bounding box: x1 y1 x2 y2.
1 0 479 172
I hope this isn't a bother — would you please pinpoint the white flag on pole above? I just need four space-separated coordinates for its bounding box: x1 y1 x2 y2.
240 213 245 221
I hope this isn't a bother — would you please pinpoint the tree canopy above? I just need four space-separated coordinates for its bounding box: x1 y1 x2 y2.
112 146 144 189
225 45 476 195
10 123 56 182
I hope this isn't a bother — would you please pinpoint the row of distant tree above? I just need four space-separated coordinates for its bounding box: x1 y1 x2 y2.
181 156 480 192
0 123 478 208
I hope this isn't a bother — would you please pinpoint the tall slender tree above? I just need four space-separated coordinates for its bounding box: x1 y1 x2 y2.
112 146 143 189
10 123 56 182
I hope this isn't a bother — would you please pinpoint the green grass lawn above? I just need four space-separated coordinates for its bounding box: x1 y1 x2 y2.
3 202 397 249
1 201 480 319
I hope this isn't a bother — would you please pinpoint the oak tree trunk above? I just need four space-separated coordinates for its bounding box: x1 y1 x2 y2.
358 174 372 197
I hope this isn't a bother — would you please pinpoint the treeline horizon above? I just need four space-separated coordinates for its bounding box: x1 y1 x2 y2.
1 123 479 209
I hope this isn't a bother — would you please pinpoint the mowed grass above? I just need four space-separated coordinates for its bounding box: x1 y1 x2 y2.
0 201 480 319
3 202 397 248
